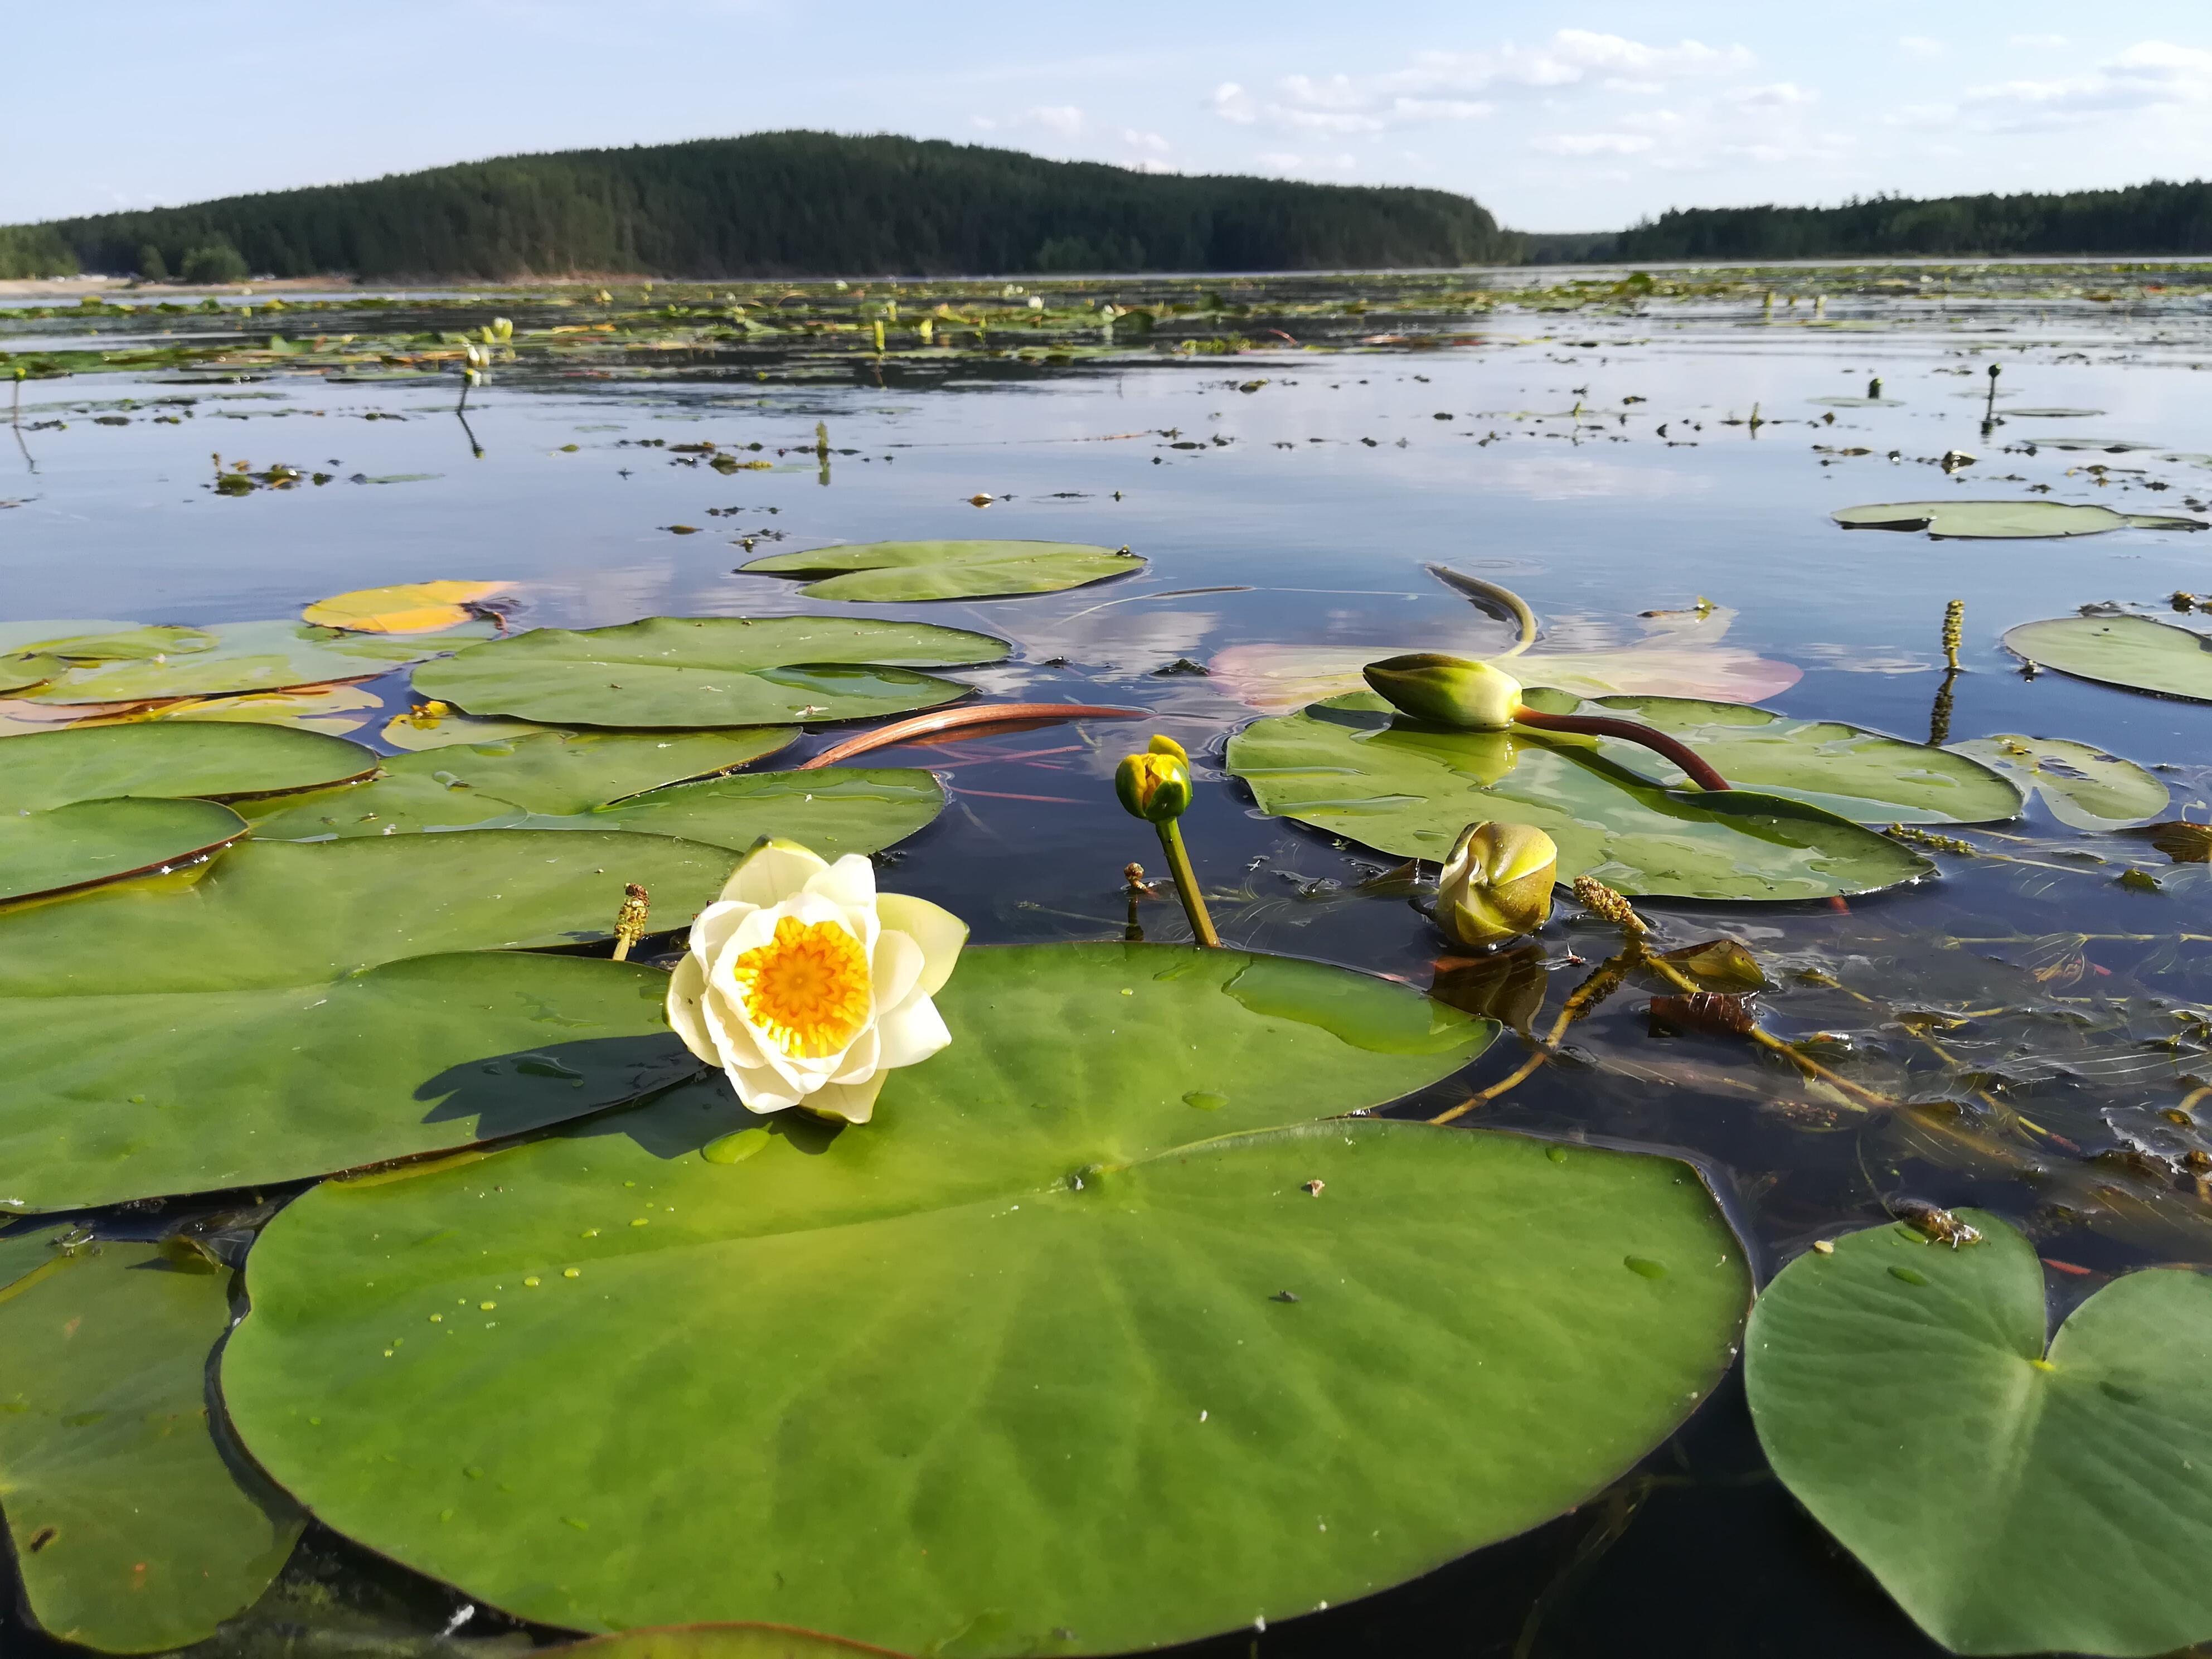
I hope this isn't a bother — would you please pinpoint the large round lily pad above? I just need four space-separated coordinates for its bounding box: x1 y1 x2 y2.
0 1231 303 1653
737 540 1144 601
1948 735 2169 829
247 733 942 859
0 797 248 906
0 832 748 1211
1748 1212 2212 1657
1226 697 1932 900
2003 615 2212 702
414 618 1010 729
227 943 1749 1655
20 621 491 705
1517 691 2022 824
1831 501 2205 539
0 721 376 814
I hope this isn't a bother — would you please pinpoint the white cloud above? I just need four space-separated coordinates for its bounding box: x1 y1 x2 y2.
2009 33 2068 48
1025 104 1084 137
1122 128 1170 154
1726 81 1817 108
1899 36 1946 58
1964 40 2212 128
1212 82 1255 124
1531 132 1655 156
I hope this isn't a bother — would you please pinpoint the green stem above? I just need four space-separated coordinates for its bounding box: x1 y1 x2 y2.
1155 819 1219 948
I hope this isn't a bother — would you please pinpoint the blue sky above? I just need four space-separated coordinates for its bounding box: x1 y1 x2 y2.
9 0 2212 229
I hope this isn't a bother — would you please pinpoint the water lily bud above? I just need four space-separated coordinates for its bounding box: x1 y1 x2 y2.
1147 733 1189 762
1437 822 1558 948
1116 748 1192 823
1364 653 1523 731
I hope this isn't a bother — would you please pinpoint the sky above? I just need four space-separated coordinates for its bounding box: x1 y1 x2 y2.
9 1 2212 231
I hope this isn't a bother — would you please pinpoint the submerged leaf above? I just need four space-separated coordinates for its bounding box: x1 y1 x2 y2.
0 1232 303 1653
738 539 1143 601
1748 1212 2212 1656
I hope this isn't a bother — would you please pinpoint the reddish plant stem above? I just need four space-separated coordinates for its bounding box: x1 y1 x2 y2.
796 703 1143 770
1512 709 1732 792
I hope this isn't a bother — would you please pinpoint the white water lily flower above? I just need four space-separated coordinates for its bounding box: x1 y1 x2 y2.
666 838 967 1123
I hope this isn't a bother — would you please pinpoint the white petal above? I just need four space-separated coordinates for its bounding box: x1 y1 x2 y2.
876 894 968 997
875 992 951 1070
805 1072 887 1124
870 928 925 1015
666 954 717 1066
720 838 829 908
828 1026 880 1085
728 1061 798 1113
698 986 765 1070
804 853 877 912
687 899 756 968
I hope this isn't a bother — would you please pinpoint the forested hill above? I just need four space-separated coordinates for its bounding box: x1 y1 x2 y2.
2 132 1516 281
1613 179 2212 261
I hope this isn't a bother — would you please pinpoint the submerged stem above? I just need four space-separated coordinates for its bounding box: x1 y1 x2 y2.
1155 819 1220 948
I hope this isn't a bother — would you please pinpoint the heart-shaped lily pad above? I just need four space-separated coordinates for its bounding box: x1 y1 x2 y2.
1516 691 2022 824
414 617 1010 728
1832 501 2205 538
1748 1212 2212 1657
20 621 492 705
0 832 747 1211
1948 735 2169 829
0 1230 304 1653
2003 615 2212 702
245 731 943 859
737 540 1143 601
226 943 1749 1656
1226 697 1932 900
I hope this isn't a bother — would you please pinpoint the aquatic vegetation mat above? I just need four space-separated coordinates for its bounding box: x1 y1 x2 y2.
737 539 1143 601
414 617 1010 729
1748 1213 2212 1657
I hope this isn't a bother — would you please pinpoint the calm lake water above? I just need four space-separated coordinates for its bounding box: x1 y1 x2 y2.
7 267 2212 1657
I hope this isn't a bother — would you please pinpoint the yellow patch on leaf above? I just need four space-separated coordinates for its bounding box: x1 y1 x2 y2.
302 580 512 636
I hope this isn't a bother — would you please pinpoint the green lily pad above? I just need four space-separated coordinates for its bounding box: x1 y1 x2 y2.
0 1231 304 1653
0 623 214 662
1948 735 2170 829
20 621 492 705
0 722 377 814
2003 615 2212 702
1226 697 1932 900
0 797 249 906
0 831 752 1211
549 1628 907 1659
414 617 1010 729
1516 691 2022 824
1831 501 2206 539
226 943 1749 1655
1748 1212 2212 1657
738 540 1143 601
0 621 148 656
2002 408 2104 419
380 708 548 751
245 731 943 859
0 654 60 694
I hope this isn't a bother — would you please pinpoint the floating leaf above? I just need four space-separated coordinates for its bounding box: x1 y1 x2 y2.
548 1628 908 1659
1517 691 2022 824
227 944 1748 1655
0 832 747 1211
2002 615 2212 702
243 732 943 860
738 540 1143 601
1831 501 2206 539
1210 607 1801 715
1226 696 1931 900
0 1232 303 1653
0 797 248 906
21 622 492 705
0 655 59 695
2002 408 2105 419
1748 1212 2212 1657
379 706 546 750
302 580 512 635
0 621 148 656
0 722 376 814
1949 735 2170 829
414 617 1010 729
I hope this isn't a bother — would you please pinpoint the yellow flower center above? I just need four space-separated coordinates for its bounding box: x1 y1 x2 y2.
731 915 872 1058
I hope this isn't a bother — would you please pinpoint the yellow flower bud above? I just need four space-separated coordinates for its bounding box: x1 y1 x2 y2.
1147 733 1189 761
1437 822 1557 948
1363 653 1524 731
1115 748 1191 823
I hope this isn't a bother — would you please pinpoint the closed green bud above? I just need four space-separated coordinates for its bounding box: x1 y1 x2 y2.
1116 746 1192 823
1437 821 1556 948
1363 653 1523 731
